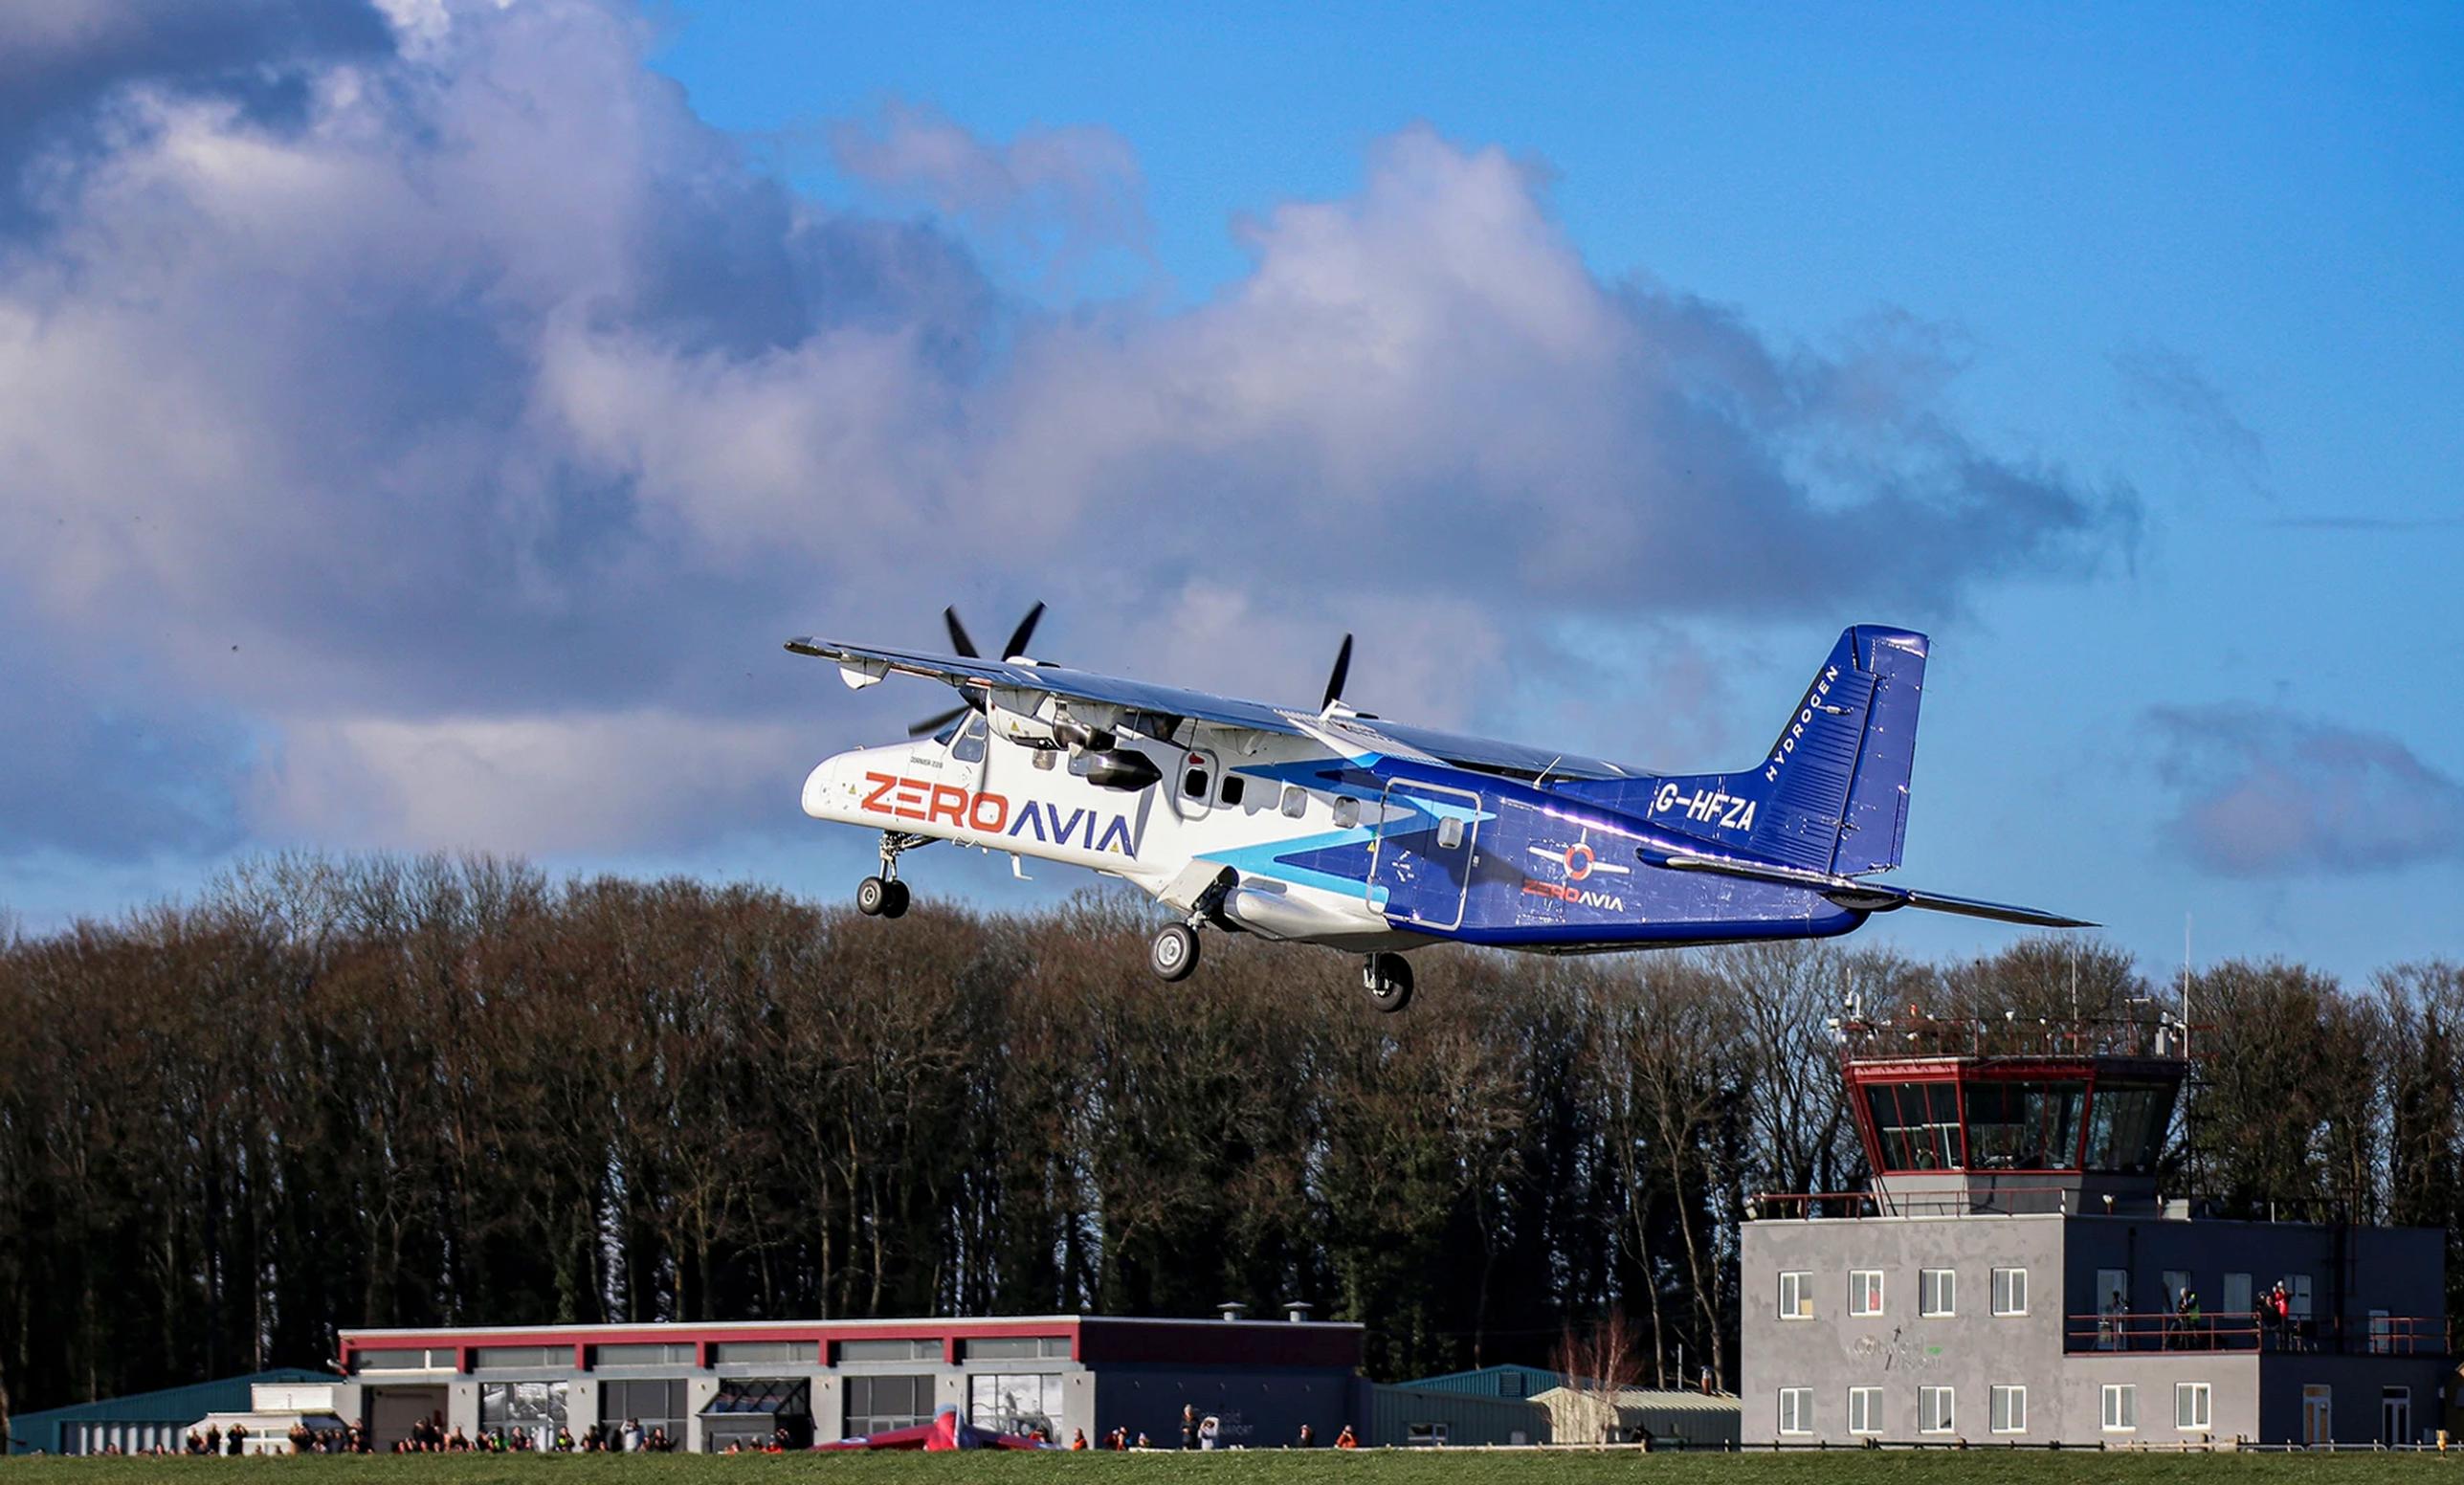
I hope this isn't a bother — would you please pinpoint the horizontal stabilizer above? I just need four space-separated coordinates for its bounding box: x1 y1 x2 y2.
1640 850 2095 929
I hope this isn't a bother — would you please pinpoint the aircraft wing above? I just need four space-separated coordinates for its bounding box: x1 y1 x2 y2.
785 637 1643 781
1640 848 2097 928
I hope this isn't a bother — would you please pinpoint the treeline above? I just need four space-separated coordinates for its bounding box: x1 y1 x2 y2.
0 853 2457 1423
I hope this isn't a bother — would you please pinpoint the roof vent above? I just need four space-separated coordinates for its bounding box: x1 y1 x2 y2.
1217 1302 1249 1323
1283 1302 1313 1324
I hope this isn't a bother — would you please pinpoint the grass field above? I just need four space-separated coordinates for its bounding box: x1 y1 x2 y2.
6 1453 2460 1484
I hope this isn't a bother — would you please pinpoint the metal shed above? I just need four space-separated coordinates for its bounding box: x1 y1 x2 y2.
1530 1385 1742 1448
1398 1363 1571 1400
1370 1383 1551 1446
7 1369 334 1455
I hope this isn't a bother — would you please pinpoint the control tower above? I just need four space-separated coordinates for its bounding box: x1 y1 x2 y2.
1739 1008 2450 1447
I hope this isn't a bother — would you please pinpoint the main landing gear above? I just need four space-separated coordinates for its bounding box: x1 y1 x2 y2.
1148 922 1199 982
856 832 926 919
1362 952 1413 1014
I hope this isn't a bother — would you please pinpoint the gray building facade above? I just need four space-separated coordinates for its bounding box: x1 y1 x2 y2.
1740 1031 2451 1448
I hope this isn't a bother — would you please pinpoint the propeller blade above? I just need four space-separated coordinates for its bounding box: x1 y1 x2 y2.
943 607 978 658
1000 601 1047 662
1321 632 1354 713
908 704 972 739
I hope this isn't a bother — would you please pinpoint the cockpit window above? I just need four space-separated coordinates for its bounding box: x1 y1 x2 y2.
949 713 987 764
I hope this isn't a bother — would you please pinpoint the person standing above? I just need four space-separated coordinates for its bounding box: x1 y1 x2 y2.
1180 1405 1197 1451
1198 1415 1221 1451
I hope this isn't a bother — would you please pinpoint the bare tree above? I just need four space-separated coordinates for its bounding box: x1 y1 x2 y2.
1551 1306 1647 1442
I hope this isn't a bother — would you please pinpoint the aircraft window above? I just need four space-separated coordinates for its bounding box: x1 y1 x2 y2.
1032 748 1057 771
1183 765 1210 798
949 714 987 764
1281 786 1307 819
1221 775 1246 807
1334 797 1360 829
1436 817 1465 850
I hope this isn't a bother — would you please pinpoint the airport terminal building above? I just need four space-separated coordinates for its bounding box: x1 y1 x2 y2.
337 1310 1370 1452
1741 1022 2453 1447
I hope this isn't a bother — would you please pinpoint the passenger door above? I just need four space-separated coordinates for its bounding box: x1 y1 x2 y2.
1368 779 1482 931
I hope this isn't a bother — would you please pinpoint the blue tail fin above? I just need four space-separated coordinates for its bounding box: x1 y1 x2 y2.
1559 626 1927 875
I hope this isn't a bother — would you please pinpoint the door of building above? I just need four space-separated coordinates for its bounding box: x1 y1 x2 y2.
2382 1388 2410 1446
2301 1385 2332 1446
2096 1268 2130 1349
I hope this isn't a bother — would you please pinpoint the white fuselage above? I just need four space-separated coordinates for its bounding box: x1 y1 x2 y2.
799 716 1423 950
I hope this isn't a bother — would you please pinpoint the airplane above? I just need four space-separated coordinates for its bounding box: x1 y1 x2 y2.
787 607 2090 1012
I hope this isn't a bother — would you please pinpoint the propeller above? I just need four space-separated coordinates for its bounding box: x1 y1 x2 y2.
1321 632 1354 715
908 601 1047 737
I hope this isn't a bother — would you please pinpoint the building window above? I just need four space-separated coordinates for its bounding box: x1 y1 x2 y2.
1991 1267 2027 1317
2222 1272 2253 1321
1864 1080 1964 1169
1990 1385 2026 1434
600 1379 687 1447
964 1336 1069 1361
1779 1387 1812 1435
844 1375 934 1436
969 1373 1061 1439
2102 1384 2137 1431
1849 1269 1884 1317
1778 1271 1813 1319
1920 1268 1956 1317
1918 1385 1954 1434
704 1379 813 1452
594 1342 697 1367
1404 1423 1450 1446
1848 1387 1882 1436
1963 1078 2086 1169
352 1348 452 1373
710 1341 816 1366
2083 1080 2174 1172
2175 1383 2210 1431
480 1382 570 1449
2281 1273 2313 1319
2368 1310 2391 1354
838 1339 941 1363
473 1345 566 1370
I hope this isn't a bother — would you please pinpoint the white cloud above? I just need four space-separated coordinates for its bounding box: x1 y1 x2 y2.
0 0 2133 871
256 710 810 853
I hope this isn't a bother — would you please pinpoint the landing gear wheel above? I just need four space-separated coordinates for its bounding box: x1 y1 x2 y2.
1363 952 1414 1013
877 880 910 919
1149 923 1200 982
855 876 891 917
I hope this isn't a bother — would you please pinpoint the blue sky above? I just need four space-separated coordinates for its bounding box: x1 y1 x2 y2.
1 0 2458 986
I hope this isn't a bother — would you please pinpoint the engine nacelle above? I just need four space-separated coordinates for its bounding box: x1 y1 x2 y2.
1081 748 1162 791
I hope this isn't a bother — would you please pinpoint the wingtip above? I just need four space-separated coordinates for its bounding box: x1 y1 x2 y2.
785 637 825 656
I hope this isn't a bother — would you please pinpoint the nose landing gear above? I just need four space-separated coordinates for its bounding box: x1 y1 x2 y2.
1362 952 1413 1013
856 831 927 919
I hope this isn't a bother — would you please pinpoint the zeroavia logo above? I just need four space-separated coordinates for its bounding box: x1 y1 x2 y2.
1765 664 1843 784
1521 877 1626 912
860 773 1135 853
